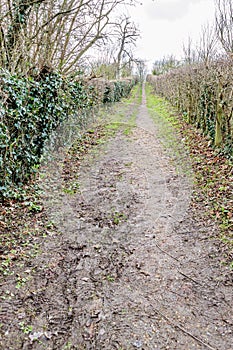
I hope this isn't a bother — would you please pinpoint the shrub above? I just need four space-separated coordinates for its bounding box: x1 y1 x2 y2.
147 58 233 156
0 70 136 199
0 69 96 198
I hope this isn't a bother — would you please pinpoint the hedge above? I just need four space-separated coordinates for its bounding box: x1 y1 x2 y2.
147 58 233 156
0 69 136 199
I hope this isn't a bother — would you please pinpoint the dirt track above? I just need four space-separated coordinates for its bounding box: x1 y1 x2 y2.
0 85 232 349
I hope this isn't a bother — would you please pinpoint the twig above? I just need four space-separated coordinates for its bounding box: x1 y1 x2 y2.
178 270 202 285
154 308 217 350
154 243 180 262
145 232 181 262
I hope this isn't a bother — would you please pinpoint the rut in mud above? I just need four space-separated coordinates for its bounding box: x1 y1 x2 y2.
0 85 232 350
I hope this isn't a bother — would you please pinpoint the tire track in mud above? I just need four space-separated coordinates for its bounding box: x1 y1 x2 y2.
0 85 232 350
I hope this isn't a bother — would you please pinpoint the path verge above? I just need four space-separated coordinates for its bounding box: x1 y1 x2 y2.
0 84 232 350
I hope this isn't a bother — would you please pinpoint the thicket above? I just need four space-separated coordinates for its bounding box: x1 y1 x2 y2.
0 69 136 199
147 57 233 156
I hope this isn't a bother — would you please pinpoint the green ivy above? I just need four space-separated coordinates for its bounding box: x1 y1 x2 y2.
103 79 136 103
0 70 136 199
0 70 95 199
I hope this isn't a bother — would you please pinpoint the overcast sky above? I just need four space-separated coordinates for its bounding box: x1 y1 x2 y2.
124 0 216 69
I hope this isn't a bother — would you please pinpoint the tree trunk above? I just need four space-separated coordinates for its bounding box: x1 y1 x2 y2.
215 107 223 146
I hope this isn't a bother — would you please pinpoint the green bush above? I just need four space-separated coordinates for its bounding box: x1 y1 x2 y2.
0 70 136 199
103 78 137 103
0 69 96 198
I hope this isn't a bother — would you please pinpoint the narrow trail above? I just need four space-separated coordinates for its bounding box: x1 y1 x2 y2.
1 85 232 350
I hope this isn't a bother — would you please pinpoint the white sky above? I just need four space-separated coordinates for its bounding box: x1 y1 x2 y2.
124 0 216 70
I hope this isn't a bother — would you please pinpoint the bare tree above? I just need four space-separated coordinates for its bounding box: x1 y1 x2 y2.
87 44 118 79
152 55 180 75
87 14 140 79
182 37 198 64
135 58 146 82
197 23 218 64
215 0 233 54
0 0 138 75
0 0 46 69
111 15 140 78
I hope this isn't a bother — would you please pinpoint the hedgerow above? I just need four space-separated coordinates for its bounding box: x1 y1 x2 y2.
147 58 233 156
0 69 136 199
112 79 135 101
89 77 137 103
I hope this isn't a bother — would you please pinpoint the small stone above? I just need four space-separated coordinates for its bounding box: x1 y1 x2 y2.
44 331 53 339
133 340 143 348
18 312 26 319
29 331 44 341
98 328 105 336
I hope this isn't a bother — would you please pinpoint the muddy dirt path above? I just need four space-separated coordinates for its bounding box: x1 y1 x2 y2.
1 85 232 350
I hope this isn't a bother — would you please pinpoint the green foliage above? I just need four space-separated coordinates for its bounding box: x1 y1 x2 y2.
0 70 136 199
103 78 137 103
0 69 96 199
